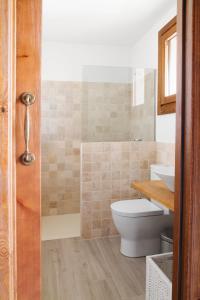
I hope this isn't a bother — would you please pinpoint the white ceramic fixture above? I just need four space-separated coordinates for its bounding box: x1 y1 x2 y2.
155 165 175 192
111 199 172 257
111 164 173 257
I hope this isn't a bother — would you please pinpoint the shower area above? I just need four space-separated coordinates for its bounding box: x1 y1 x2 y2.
41 66 155 240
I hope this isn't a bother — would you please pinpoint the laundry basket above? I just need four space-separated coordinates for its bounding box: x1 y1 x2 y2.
146 252 173 300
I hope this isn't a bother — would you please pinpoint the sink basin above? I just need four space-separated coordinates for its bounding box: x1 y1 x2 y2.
155 166 175 192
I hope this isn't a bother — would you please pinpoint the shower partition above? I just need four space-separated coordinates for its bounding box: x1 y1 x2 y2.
81 66 155 143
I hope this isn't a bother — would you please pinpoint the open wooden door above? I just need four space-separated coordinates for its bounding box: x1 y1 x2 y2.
16 0 41 299
0 0 41 297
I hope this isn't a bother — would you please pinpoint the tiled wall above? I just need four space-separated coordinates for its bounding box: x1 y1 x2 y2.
82 83 131 142
41 81 81 215
80 141 157 239
156 143 175 166
82 72 155 143
41 78 155 216
80 141 175 239
41 79 174 219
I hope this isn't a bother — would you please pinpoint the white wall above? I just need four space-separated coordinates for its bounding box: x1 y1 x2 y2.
131 5 177 143
42 5 177 143
42 42 132 81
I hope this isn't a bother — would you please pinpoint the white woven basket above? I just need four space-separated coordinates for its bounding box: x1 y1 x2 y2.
146 252 173 300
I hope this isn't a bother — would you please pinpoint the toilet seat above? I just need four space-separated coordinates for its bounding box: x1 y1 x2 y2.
111 199 163 218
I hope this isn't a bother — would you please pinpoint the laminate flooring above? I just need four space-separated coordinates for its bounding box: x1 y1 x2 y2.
42 236 146 300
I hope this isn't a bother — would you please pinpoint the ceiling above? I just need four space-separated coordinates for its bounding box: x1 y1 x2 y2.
43 0 176 46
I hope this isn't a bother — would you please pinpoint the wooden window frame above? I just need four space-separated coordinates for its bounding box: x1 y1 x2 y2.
158 16 177 115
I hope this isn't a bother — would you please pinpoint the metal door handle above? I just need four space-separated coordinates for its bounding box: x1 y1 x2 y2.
20 92 36 166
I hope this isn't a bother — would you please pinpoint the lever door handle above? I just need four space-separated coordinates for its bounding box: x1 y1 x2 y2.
20 92 36 166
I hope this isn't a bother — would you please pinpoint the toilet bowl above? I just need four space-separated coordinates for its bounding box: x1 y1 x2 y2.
111 199 172 257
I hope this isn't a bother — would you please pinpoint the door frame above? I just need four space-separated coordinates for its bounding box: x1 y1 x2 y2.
0 0 16 299
173 0 200 299
0 0 200 299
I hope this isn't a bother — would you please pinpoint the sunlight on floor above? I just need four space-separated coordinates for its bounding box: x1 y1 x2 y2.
41 213 80 241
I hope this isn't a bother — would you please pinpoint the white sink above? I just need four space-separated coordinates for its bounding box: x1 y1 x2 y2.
155 165 175 192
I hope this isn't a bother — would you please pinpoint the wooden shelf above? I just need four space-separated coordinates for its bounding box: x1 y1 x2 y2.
132 180 174 211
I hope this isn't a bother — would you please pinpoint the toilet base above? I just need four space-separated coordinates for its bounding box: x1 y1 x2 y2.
120 238 161 257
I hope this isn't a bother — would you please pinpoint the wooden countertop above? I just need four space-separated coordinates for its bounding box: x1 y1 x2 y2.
132 180 174 211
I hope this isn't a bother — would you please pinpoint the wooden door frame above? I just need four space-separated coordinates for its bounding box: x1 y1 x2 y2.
173 0 200 299
0 0 16 299
0 0 200 299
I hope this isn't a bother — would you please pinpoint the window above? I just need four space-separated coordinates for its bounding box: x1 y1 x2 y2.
158 17 177 115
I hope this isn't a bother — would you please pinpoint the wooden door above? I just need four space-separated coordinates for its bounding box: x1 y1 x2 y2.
0 0 41 298
16 0 42 299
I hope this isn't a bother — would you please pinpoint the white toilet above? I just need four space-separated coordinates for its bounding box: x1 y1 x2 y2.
111 165 173 257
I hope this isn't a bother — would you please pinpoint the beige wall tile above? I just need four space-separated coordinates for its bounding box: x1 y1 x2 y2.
156 143 175 166
80 141 158 239
41 81 81 216
81 141 175 239
42 80 175 238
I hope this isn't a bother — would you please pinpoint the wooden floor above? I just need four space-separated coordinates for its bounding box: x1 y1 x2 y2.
42 236 146 300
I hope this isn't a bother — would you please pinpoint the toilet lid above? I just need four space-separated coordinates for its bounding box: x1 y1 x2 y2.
111 199 163 217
